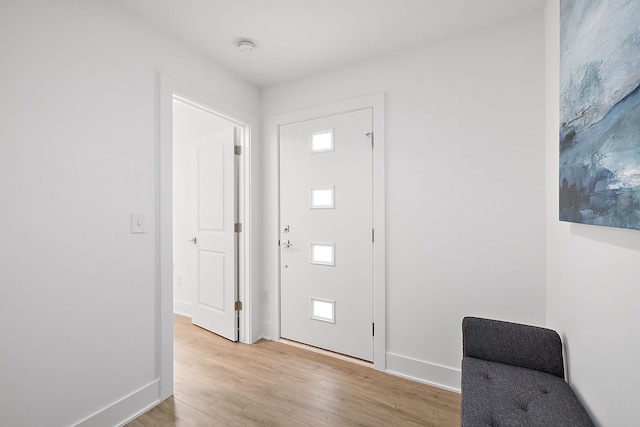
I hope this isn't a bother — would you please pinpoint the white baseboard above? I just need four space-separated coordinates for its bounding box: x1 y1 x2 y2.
173 300 192 318
385 353 461 393
75 379 160 427
258 320 272 342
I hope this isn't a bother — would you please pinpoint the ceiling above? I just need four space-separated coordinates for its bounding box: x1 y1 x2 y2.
114 0 546 88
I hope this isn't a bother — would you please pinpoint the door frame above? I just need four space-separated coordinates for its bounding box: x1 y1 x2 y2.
158 74 255 400
272 93 386 371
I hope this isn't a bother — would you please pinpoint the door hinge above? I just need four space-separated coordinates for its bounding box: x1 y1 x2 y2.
366 132 374 148
234 145 242 155
234 223 242 233
372 228 375 243
372 322 375 336
235 300 243 311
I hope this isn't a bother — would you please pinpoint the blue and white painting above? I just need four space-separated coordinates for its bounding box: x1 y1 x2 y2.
560 0 640 230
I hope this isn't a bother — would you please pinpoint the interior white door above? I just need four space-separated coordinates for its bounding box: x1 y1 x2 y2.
280 109 373 361
190 128 238 341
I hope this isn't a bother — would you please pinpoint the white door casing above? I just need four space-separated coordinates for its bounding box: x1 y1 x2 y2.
280 109 373 361
190 128 238 341
160 74 256 400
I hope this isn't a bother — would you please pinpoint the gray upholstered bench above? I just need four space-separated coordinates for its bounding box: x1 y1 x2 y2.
461 317 594 427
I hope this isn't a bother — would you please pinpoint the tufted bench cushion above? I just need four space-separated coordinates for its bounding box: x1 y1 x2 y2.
461 317 594 427
462 357 594 426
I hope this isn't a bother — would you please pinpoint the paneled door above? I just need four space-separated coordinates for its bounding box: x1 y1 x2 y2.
280 109 373 361
190 128 238 341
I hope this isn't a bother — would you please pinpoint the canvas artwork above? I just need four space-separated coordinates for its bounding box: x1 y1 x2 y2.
559 0 640 230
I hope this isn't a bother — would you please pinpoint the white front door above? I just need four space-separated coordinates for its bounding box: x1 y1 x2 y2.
280 109 373 361
190 128 238 341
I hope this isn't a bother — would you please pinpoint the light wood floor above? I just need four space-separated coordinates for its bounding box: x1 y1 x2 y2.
126 316 461 426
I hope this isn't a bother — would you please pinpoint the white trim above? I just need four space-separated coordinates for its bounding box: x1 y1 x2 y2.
159 73 256 401
386 353 461 393
173 300 193 318
259 321 272 341
270 93 386 371
75 380 160 427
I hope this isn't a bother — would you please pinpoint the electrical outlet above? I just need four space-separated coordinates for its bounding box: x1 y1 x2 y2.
262 290 269 303
176 276 181 287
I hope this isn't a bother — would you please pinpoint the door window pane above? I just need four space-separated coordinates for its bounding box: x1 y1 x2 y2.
310 130 334 153
311 187 334 209
310 243 335 266
311 298 335 323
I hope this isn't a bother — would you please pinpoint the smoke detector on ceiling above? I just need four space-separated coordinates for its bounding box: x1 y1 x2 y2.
238 40 256 54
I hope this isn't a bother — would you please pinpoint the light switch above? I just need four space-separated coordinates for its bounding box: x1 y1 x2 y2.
131 212 146 234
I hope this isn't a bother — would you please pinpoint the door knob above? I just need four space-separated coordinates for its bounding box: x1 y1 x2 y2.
281 240 292 248
189 237 197 244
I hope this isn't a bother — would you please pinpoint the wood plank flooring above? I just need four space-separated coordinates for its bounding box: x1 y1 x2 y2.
126 316 461 426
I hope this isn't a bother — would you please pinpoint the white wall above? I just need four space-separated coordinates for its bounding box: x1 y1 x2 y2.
262 12 546 390
13 0 635 423
545 2 640 425
0 1 259 426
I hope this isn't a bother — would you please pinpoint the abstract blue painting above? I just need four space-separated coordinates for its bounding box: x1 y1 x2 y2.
560 0 640 230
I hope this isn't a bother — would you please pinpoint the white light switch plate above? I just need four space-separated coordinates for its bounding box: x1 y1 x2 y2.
131 212 146 234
